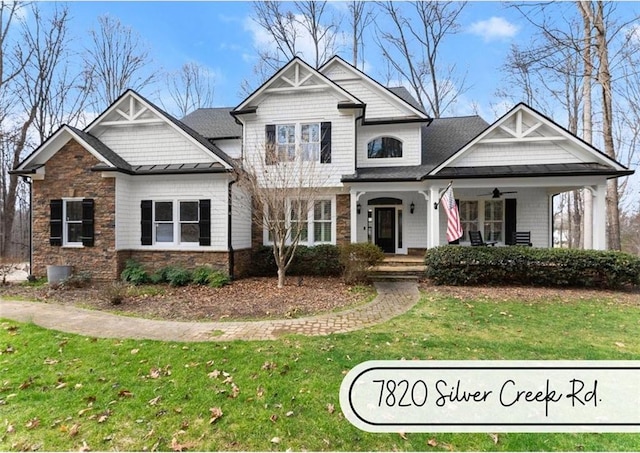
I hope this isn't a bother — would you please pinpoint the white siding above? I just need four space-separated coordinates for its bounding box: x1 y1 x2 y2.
115 174 231 251
334 80 409 119
97 123 220 166
213 138 242 159
455 141 582 167
231 185 252 249
357 123 422 167
243 90 354 187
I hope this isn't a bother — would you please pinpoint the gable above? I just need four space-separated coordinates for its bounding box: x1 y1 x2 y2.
235 58 360 112
432 104 629 174
320 57 428 121
87 91 233 168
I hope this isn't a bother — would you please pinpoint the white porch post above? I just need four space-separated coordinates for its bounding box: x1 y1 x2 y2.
350 190 359 243
592 183 607 250
428 186 440 248
583 187 593 249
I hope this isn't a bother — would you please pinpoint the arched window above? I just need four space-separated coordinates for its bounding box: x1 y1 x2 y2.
367 137 403 158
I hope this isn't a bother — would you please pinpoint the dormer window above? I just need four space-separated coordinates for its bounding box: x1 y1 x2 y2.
367 137 403 158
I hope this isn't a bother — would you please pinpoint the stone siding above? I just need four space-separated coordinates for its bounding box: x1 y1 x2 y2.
335 194 350 245
32 140 117 281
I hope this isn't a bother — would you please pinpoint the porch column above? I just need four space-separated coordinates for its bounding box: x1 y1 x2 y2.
583 187 593 249
350 190 359 243
591 183 607 250
428 186 440 248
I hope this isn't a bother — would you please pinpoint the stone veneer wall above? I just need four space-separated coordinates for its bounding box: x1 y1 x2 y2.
335 194 350 245
32 140 117 280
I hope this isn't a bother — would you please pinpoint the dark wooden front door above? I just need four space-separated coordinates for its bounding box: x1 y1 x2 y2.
375 208 395 253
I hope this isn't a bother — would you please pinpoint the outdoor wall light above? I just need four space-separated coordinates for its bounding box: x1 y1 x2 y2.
410 202 415 214
357 203 361 214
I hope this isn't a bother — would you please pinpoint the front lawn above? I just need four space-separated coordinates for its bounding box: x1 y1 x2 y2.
1 290 639 451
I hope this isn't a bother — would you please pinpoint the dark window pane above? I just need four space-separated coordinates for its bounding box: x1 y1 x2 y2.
180 223 199 243
180 201 199 221
156 223 173 242
67 223 82 243
367 137 403 158
66 200 82 221
155 202 173 221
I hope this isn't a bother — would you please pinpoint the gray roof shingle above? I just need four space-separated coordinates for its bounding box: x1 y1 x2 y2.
388 86 426 114
66 126 133 172
181 108 242 140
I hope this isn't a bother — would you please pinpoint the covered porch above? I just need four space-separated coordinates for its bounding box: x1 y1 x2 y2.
347 176 609 253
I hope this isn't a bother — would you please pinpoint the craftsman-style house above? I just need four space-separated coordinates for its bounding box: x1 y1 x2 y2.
12 56 633 280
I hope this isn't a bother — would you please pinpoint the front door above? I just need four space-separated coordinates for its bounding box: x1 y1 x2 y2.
375 207 395 253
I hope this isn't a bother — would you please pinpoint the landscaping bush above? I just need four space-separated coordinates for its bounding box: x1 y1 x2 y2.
59 271 92 289
425 245 640 289
165 266 192 287
339 242 385 284
249 245 342 277
192 266 230 288
120 260 149 285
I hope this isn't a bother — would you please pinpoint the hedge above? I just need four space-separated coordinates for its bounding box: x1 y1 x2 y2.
250 244 343 277
425 246 640 289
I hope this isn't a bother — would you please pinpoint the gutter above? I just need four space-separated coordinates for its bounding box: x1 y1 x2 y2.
227 178 236 280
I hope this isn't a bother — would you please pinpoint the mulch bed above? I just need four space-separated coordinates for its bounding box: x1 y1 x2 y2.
0 276 374 322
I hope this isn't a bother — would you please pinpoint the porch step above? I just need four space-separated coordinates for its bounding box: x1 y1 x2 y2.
381 255 425 267
369 263 426 281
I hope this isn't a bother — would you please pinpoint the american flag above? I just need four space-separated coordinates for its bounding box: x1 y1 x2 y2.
441 186 463 242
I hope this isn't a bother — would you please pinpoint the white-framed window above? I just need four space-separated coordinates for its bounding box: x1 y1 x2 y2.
459 199 504 243
367 137 403 158
63 199 83 245
154 200 200 245
275 122 321 163
313 200 332 243
264 197 334 246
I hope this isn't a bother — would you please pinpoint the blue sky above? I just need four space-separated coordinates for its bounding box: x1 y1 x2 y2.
57 1 538 117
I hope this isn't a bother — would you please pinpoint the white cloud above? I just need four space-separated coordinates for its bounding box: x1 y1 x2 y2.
468 17 519 42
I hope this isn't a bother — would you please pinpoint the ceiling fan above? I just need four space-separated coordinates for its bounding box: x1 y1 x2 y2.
479 188 518 198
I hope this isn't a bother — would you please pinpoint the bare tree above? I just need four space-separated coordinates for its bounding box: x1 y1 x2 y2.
238 144 332 289
375 1 468 117
83 14 156 110
245 1 339 94
164 62 215 118
346 1 374 70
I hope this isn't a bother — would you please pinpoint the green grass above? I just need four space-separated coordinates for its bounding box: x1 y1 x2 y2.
1 291 639 451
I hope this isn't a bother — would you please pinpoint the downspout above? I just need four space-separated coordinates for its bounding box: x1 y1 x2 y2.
227 178 236 280
22 176 34 280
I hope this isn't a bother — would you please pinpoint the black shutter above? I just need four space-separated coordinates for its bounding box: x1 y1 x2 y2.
199 199 211 246
265 124 276 165
81 198 95 247
448 199 461 244
50 199 63 246
141 200 153 245
505 198 517 245
320 121 332 163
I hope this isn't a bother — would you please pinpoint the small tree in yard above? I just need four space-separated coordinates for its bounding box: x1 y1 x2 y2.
238 142 333 289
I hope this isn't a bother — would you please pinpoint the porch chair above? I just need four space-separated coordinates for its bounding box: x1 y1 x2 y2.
468 230 497 246
512 231 532 247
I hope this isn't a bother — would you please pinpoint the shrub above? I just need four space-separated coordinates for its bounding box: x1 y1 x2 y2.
165 266 192 287
192 266 230 288
250 244 342 277
425 245 640 289
339 243 385 284
60 271 92 289
121 260 149 285
102 282 128 305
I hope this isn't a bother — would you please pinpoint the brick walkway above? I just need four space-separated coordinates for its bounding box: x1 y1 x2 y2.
0 281 419 342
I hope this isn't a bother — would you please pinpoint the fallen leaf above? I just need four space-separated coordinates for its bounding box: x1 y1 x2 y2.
207 370 221 379
130 349 139 354
25 418 39 429
118 389 133 398
148 396 162 406
230 384 240 398
209 407 223 424
256 386 265 397
399 432 408 440
79 440 91 452
69 423 80 437
97 411 110 423
43 358 59 365
489 433 499 444
427 438 438 447
19 377 34 390
149 368 161 379
269 414 278 423
615 342 625 348
285 411 294 417
6 423 14 433
326 403 335 414
270 437 281 444
55 382 67 390
78 408 92 416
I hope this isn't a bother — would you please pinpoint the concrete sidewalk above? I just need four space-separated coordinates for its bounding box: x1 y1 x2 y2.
0 281 420 342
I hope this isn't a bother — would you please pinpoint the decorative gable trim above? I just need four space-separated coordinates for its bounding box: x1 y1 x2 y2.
234 57 362 113
86 89 235 170
430 103 631 175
